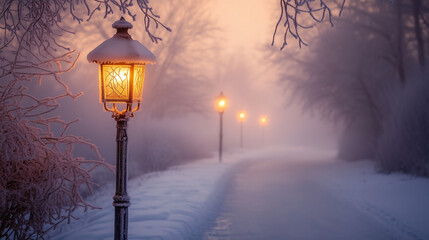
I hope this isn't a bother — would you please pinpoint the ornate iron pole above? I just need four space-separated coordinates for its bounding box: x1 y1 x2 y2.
113 114 130 240
240 121 243 148
262 126 265 147
219 112 223 162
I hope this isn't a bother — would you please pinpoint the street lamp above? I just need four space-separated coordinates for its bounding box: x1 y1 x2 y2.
259 116 268 126
259 115 268 146
87 17 156 240
215 92 228 162
237 111 246 148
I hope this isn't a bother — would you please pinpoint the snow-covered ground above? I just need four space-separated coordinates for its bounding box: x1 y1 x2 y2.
320 160 429 240
48 146 429 240
203 150 429 240
47 147 276 240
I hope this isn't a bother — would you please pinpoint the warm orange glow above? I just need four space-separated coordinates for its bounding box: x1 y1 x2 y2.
259 116 268 126
101 65 130 101
132 65 146 101
219 99 225 107
100 64 145 103
215 92 228 113
238 111 246 122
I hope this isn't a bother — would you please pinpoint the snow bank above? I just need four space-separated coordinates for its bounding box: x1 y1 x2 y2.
319 160 429 240
47 147 282 240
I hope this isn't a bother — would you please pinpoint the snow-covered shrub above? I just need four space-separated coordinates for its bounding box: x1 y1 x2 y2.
0 77 113 239
0 1 170 238
0 118 105 239
376 74 429 176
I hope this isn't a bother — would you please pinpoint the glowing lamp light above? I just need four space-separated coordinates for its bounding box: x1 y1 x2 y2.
87 17 156 116
215 92 228 113
238 110 246 148
238 111 246 122
259 116 268 126
215 91 228 162
100 64 145 102
219 99 226 107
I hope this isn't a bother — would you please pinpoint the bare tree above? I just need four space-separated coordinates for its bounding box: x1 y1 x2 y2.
137 0 219 118
272 0 345 49
270 3 399 160
271 0 429 163
0 0 169 238
271 0 429 61
411 0 426 67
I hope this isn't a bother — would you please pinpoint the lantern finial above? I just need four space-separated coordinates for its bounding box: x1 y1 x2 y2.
112 17 133 39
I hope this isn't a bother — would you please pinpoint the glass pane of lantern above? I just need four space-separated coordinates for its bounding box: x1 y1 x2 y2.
102 65 131 101
133 65 146 101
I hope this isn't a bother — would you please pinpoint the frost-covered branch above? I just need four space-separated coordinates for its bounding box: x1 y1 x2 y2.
0 68 116 238
272 0 345 49
0 0 169 65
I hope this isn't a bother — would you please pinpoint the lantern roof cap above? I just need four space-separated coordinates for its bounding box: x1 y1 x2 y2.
217 91 227 99
87 17 156 65
112 17 133 29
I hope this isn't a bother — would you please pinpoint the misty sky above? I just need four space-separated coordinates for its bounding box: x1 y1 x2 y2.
212 0 337 149
51 0 338 163
214 0 274 50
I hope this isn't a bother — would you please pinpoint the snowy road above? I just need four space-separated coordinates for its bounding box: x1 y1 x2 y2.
203 157 401 240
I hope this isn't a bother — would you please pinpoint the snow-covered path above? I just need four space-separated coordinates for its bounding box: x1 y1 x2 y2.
48 147 429 240
203 156 426 240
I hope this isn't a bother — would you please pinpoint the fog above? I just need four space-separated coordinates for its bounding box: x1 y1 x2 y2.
3 0 427 180
4 0 429 238
17 0 428 181
37 0 337 176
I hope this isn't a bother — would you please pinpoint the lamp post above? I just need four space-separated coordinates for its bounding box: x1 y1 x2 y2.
238 111 246 148
259 115 268 146
87 17 156 240
215 92 228 162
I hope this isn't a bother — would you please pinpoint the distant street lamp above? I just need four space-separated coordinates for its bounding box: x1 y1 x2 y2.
259 116 268 126
87 17 156 240
238 111 246 148
215 92 228 162
259 115 268 146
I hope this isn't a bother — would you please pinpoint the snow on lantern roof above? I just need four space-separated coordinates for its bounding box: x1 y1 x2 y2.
87 17 156 65
87 37 156 64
